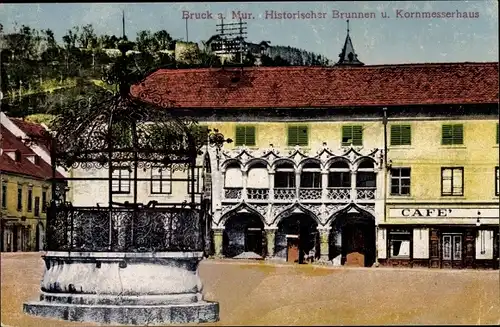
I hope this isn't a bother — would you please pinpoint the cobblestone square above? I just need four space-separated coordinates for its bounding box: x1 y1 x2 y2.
1 253 499 326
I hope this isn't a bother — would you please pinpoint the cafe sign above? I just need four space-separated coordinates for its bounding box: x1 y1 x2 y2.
389 208 499 219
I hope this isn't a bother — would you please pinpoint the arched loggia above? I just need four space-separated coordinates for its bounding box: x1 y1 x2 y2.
327 204 376 267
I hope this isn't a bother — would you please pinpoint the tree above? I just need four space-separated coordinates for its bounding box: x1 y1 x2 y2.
153 30 172 51
78 24 97 50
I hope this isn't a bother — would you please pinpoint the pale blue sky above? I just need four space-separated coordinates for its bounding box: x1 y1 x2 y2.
1 1 498 64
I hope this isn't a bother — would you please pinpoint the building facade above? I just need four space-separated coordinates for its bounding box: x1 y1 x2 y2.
0 113 64 252
129 56 498 269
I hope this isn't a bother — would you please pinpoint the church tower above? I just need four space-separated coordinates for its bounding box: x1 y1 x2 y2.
336 20 364 66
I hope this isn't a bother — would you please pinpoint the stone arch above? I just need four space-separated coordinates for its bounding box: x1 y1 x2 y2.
353 157 377 170
271 203 321 226
219 202 266 227
325 203 375 226
245 158 270 170
326 203 376 267
298 158 322 173
221 202 266 258
325 156 352 170
221 159 242 172
272 158 297 171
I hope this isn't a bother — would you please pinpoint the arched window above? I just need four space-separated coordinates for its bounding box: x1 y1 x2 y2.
328 160 351 188
300 162 321 188
225 162 242 188
274 162 295 188
247 162 268 189
356 159 376 188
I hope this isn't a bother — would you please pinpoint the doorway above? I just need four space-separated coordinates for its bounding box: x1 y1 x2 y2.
276 213 319 264
442 233 463 269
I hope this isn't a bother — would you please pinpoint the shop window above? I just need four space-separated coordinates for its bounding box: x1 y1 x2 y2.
389 229 411 258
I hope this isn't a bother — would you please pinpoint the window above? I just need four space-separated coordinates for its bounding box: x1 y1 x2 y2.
389 229 411 258
300 162 321 188
27 189 33 212
150 166 172 194
111 167 131 194
42 190 47 212
342 125 363 146
1 184 6 209
275 162 295 188
187 167 202 194
235 125 256 146
287 125 308 146
442 124 463 145
390 168 411 196
496 167 499 196
17 186 23 211
441 167 464 196
390 125 411 146
34 197 40 217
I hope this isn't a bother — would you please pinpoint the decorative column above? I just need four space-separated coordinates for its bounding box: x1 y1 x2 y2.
351 171 357 201
268 169 275 201
241 168 248 201
264 227 278 259
213 228 225 258
295 171 301 200
317 227 331 262
321 169 328 202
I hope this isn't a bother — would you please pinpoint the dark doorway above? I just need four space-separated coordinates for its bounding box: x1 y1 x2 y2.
331 212 376 267
13 226 19 252
441 233 464 269
275 213 319 264
223 213 264 258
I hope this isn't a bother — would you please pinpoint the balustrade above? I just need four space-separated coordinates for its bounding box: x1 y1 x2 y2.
274 187 296 201
326 187 351 201
356 187 376 200
247 188 269 200
224 187 243 200
298 188 322 200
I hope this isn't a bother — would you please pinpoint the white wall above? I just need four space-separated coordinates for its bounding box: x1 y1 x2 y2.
413 228 429 259
224 168 243 188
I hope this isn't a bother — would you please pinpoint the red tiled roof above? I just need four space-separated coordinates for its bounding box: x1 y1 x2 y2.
10 118 51 153
131 62 499 108
1 127 63 180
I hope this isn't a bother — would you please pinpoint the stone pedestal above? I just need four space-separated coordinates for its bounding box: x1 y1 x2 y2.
213 228 224 258
23 251 219 325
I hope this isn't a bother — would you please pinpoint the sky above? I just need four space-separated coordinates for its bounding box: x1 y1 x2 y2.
0 1 498 65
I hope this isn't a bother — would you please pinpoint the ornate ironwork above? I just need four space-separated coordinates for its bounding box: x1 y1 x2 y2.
46 203 203 252
31 41 231 254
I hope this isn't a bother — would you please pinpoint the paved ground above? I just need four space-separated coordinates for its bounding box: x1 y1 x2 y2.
1 252 499 326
